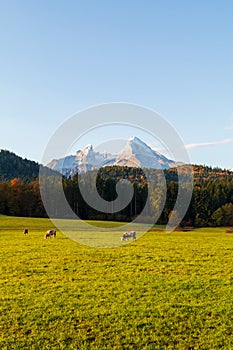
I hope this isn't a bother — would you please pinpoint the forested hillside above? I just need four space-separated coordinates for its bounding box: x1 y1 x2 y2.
0 150 40 181
0 150 56 217
0 160 232 227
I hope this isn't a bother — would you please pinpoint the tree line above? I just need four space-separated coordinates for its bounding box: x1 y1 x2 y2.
0 165 233 227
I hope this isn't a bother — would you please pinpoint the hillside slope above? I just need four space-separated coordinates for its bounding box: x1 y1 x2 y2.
0 150 57 181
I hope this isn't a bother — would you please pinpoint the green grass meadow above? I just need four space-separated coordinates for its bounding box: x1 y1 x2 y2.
0 216 233 349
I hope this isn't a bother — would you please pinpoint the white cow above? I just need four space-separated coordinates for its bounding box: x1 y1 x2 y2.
44 229 56 239
121 231 136 241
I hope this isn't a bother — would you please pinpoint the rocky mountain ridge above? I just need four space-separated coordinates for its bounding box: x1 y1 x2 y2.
47 136 180 176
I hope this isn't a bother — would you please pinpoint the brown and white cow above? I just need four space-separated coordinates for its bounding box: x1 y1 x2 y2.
121 231 136 241
44 229 56 239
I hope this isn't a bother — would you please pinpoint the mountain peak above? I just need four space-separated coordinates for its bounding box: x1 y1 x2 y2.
80 144 93 153
48 137 179 175
84 144 93 150
129 136 141 142
129 136 147 146
123 136 154 155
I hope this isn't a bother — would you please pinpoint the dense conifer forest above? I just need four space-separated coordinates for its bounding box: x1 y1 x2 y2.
0 150 40 181
0 150 233 227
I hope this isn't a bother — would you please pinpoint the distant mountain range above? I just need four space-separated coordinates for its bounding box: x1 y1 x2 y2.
0 144 232 182
47 136 181 176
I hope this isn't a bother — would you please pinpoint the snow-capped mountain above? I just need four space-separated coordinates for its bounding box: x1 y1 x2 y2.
47 144 116 176
114 137 177 168
47 136 179 176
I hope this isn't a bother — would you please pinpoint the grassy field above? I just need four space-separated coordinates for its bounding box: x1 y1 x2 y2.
0 216 233 349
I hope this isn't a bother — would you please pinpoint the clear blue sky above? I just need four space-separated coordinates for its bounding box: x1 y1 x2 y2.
1 0 233 168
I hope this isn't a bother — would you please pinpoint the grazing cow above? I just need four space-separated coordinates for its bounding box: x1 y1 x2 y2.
44 229 56 239
121 231 136 241
23 229 28 235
